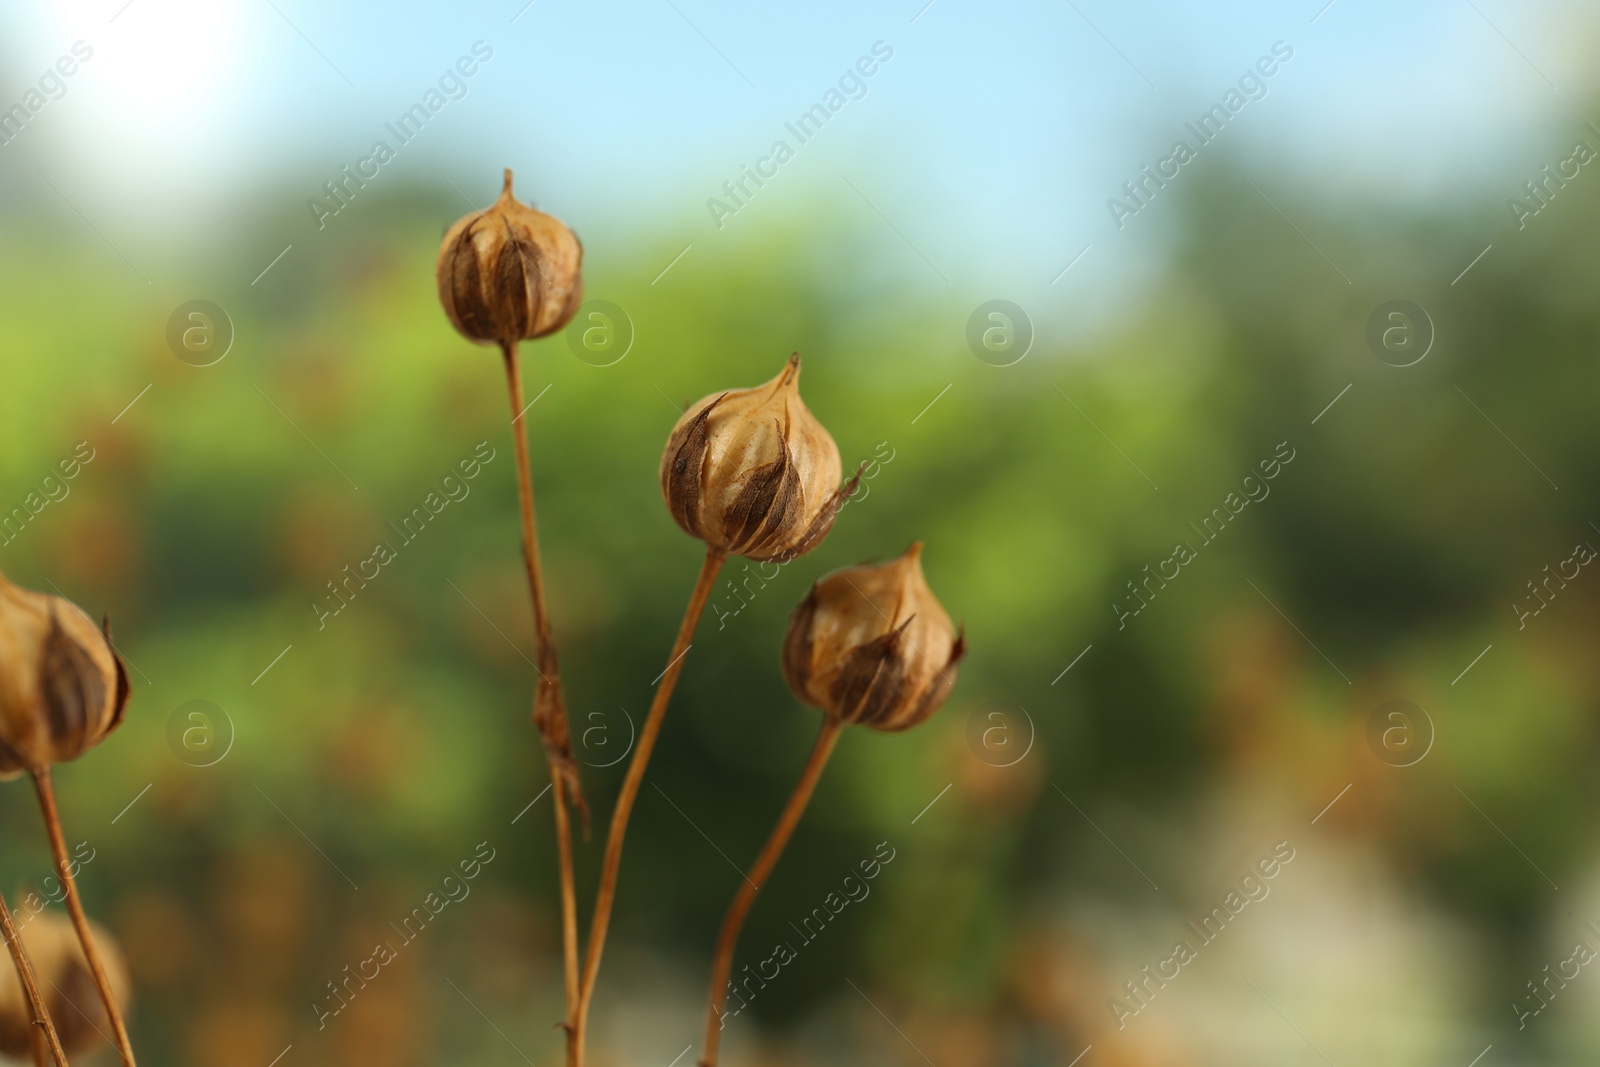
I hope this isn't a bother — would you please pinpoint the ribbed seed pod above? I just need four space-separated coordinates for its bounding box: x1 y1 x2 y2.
783 542 965 731
0 908 130 1058
660 354 857 562
436 168 583 345
0 573 129 776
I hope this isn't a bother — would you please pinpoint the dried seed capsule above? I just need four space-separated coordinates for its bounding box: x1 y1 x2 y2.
783 542 965 731
0 908 130 1057
661 354 858 562
436 168 583 345
0 574 129 775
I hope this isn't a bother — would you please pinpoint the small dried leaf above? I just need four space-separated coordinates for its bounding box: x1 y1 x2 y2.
494 237 533 341
447 223 497 341
828 619 910 727
665 396 723 537
39 612 102 760
774 461 866 564
102 616 131 734
723 428 800 556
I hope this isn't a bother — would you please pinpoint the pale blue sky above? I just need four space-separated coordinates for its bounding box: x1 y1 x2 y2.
0 0 1592 329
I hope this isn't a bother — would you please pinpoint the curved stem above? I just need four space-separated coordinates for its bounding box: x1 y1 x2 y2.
500 341 583 1065
699 718 842 1067
30 769 130 1065
573 546 727 1064
0 888 69 1067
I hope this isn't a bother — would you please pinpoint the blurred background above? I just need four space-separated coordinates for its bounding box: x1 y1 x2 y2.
2 0 1599 1063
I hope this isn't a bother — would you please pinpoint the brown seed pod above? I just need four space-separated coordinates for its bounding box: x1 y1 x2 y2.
0 908 130 1058
436 168 583 346
0 574 129 776
660 354 858 562
783 542 965 731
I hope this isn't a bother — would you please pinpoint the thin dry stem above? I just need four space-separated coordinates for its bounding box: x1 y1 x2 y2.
550 771 581 1067
500 341 584 1066
699 718 842 1067
0 887 69 1067
500 341 558 649
573 546 727 1064
30 769 128 1066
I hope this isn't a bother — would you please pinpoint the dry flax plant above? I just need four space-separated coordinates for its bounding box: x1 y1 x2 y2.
700 543 964 1066
436 168 588 1065
0 574 137 1066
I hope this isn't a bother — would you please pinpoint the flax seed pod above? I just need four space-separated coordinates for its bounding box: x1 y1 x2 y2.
660 354 859 562
783 542 965 731
436 168 583 345
0 908 129 1058
0 573 129 775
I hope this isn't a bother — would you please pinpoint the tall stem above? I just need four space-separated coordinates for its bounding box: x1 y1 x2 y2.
0 888 69 1067
573 546 727 1063
500 341 583 1065
30 769 130 1066
699 718 842 1067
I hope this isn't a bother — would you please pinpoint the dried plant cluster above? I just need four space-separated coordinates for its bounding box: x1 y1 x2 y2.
436 170 965 1067
0 166 964 1067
